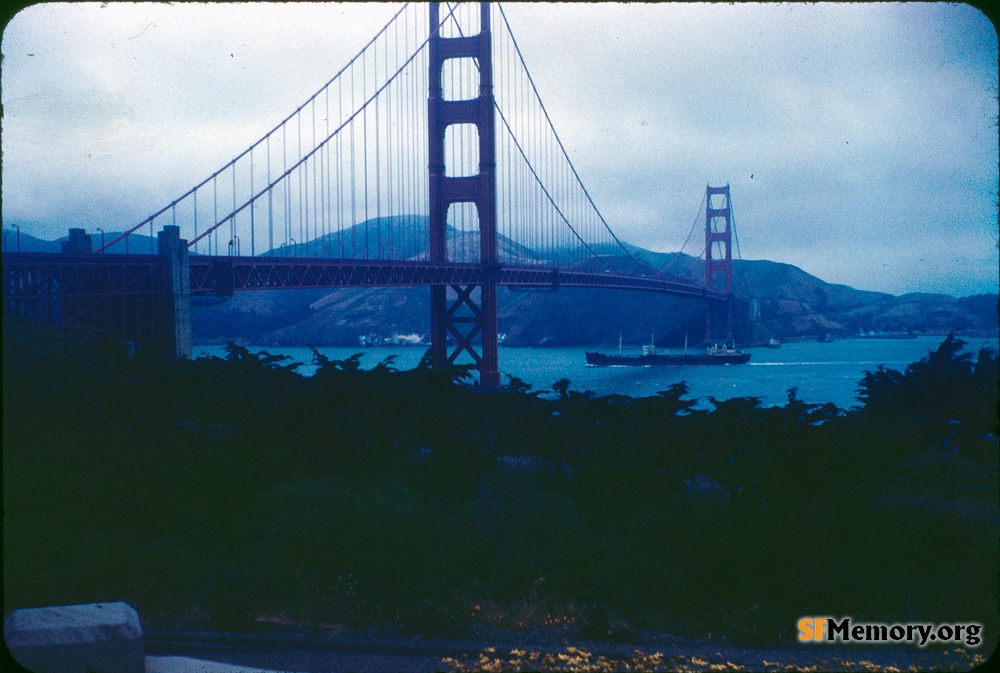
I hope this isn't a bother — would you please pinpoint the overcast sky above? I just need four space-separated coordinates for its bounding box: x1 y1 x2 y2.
2 2 997 297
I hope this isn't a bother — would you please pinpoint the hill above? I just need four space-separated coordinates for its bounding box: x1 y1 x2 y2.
190 221 997 346
2 228 159 254
736 259 997 339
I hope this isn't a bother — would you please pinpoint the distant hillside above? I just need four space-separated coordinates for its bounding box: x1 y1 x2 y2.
3 231 62 253
189 220 998 346
258 215 542 265
2 229 158 254
734 259 997 339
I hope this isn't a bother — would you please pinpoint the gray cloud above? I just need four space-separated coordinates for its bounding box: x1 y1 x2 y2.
2 2 997 296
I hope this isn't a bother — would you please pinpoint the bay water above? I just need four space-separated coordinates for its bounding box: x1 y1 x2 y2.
194 335 997 410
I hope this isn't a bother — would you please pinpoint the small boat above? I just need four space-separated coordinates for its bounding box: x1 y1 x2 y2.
764 338 781 348
586 334 751 367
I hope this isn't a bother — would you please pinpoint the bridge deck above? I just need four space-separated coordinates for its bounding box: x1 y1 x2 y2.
3 252 728 302
188 256 726 301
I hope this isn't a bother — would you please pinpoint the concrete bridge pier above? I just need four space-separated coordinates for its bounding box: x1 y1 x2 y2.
157 225 192 359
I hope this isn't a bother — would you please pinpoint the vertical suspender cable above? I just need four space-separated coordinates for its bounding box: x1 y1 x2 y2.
311 101 317 255
338 76 344 257
297 110 303 255
250 147 255 257
386 25 393 257
394 15 403 258
283 124 288 251
363 48 370 259
351 63 357 257
318 137 324 255
231 166 237 255
406 13 414 259
325 87 331 255
375 37 382 258
193 192 198 255
267 135 274 256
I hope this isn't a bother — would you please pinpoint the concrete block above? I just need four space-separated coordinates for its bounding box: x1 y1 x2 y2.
60 229 93 254
4 602 144 673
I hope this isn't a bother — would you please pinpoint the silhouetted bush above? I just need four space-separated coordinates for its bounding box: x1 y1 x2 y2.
3 320 996 646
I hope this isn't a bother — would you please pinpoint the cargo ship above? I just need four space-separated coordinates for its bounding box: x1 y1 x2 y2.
585 336 750 367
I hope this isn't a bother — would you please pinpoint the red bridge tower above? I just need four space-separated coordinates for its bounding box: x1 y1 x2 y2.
705 184 734 341
427 2 500 387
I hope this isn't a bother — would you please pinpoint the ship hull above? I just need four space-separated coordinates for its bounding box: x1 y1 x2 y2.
585 351 751 366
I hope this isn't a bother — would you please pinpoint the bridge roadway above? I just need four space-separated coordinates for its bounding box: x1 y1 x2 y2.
0 251 729 302
190 255 727 301
1 250 729 363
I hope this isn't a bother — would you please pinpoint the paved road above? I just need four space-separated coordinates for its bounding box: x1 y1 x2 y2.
146 652 443 673
143 628 990 672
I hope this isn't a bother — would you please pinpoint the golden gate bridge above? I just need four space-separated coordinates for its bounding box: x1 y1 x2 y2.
2 2 738 387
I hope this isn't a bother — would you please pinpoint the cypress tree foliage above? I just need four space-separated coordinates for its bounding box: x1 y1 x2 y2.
3 319 997 645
